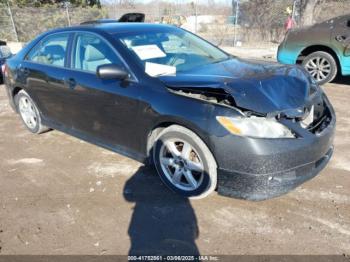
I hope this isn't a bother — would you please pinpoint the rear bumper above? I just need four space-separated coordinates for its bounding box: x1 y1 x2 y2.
277 42 303 65
3 83 16 111
340 65 350 76
277 48 298 64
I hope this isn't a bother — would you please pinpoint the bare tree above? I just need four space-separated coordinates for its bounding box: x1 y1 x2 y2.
299 0 325 26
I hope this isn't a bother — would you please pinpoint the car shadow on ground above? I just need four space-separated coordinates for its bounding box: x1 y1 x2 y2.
333 75 350 85
123 165 200 256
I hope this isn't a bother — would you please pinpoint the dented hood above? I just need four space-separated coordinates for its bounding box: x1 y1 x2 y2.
159 58 313 115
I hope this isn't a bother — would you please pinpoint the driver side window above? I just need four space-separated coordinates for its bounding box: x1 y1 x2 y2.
73 33 122 73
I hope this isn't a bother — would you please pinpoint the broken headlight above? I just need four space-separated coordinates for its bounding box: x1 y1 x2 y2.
216 116 295 139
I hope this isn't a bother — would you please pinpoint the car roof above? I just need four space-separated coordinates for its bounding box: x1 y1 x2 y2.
48 23 175 36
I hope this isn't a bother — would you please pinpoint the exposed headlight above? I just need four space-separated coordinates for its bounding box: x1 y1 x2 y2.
216 116 295 139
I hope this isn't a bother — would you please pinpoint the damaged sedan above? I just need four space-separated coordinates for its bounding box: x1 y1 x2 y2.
3 23 335 200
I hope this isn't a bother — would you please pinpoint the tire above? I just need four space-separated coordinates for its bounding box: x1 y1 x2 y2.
153 125 217 199
302 51 338 85
15 90 49 134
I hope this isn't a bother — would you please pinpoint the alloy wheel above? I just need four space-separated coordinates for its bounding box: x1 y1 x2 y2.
304 56 331 82
18 96 38 130
159 139 204 191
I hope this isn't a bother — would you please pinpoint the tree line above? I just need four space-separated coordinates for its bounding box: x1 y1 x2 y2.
0 0 102 7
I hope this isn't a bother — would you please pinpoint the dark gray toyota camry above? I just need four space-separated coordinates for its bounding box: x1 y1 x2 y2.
3 22 336 200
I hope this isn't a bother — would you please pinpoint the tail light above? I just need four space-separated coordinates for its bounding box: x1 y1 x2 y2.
1 63 8 78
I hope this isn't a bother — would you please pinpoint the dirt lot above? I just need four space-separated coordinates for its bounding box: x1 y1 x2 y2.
0 79 349 255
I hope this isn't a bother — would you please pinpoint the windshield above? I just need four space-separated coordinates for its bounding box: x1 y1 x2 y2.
117 28 229 77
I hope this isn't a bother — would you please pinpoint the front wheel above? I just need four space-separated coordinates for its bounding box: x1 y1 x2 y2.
153 125 217 199
302 51 338 85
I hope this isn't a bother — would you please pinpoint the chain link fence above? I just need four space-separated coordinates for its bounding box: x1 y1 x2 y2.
0 1 350 47
0 4 18 42
0 4 107 42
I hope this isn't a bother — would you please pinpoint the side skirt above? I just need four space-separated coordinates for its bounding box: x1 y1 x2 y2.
42 118 147 164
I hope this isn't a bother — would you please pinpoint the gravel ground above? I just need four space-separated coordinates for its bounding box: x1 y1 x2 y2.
0 78 349 255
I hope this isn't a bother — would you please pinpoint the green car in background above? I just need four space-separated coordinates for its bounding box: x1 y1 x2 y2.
278 14 350 85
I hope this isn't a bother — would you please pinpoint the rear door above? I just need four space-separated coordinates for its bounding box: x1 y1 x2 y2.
64 32 142 156
21 32 74 128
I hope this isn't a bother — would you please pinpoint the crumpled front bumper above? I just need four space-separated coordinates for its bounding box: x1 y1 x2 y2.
212 94 336 201
217 146 333 201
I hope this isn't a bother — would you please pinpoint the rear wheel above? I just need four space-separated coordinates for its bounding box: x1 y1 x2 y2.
153 125 217 199
302 51 337 85
15 90 49 134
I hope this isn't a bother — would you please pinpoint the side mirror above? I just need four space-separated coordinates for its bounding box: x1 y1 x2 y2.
96 64 129 80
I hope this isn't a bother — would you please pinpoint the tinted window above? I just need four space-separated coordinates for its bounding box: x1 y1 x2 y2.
347 20 350 27
27 33 69 67
73 33 122 73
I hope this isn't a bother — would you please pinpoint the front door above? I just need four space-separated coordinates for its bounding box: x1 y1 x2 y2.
65 32 142 157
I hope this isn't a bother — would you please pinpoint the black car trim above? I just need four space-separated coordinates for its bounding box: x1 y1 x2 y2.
65 33 75 69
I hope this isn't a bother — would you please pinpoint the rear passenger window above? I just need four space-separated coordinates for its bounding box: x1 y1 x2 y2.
26 33 69 67
73 33 122 73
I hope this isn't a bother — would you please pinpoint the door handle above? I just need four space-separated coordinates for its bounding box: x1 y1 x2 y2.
64 77 76 89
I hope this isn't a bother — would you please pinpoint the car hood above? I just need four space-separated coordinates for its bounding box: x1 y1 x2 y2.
159 58 314 116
